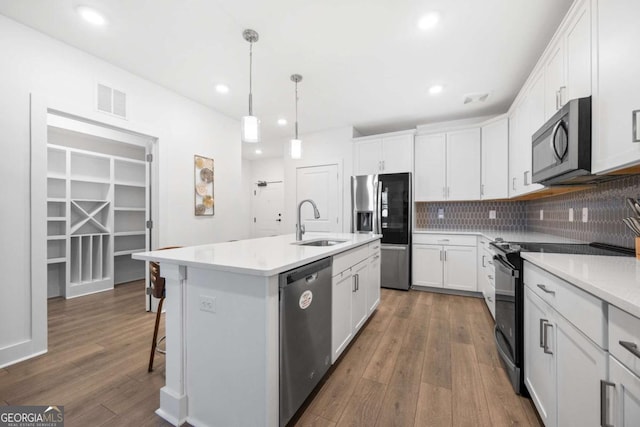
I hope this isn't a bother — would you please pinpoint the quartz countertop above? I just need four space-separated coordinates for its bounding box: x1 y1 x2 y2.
522 252 640 318
132 232 381 277
413 229 584 244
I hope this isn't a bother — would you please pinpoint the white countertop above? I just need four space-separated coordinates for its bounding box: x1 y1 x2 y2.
414 229 584 244
132 232 381 277
522 252 640 318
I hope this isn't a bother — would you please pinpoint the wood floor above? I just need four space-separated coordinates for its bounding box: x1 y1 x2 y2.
0 281 541 427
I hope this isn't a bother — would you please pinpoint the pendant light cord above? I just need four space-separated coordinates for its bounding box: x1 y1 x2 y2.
248 41 253 116
294 80 299 139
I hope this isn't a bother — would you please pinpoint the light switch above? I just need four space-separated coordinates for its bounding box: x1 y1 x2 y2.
437 208 444 219
569 208 574 222
582 207 588 223
633 110 640 142
489 210 496 219
540 210 544 220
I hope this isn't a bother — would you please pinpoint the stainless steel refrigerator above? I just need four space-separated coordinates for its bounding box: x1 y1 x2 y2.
351 173 411 290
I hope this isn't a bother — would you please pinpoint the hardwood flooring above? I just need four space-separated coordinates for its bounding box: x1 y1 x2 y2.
0 281 541 427
295 290 541 427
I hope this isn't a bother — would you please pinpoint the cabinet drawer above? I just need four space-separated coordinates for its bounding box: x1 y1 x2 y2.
413 233 477 246
609 305 640 377
368 240 381 256
333 244 369 275
524 262 606 347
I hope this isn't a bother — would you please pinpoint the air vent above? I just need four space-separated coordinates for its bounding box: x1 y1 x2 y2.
463 92 490 105
96 83 127 119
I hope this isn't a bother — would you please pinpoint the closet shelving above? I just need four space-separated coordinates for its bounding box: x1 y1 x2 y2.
46 143 148 298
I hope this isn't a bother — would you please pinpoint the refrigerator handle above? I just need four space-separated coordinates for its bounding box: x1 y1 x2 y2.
375 180 383 234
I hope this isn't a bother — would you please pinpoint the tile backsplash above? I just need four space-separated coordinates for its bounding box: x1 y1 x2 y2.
415 174 640 248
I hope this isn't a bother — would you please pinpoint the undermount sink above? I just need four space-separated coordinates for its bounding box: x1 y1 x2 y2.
294 239 348 247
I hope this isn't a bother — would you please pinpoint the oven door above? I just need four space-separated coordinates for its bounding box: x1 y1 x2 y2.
493 254 522 393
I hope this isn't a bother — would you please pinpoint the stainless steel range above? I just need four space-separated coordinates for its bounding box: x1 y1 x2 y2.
490 240 634 396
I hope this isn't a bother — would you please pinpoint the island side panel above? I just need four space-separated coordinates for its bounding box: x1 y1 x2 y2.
185 267 279 427
156 263 188 426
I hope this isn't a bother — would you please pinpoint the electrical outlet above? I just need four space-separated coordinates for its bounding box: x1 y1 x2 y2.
569 208 574 222
489 210 496 219
582 207 588 223
199 295 216 313
437 208 444 219
540 209 544 220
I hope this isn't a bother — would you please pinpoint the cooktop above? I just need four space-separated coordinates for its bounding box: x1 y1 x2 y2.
492 241 635 257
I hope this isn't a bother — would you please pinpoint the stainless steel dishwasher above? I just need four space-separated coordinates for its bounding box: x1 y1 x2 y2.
279 257 332 427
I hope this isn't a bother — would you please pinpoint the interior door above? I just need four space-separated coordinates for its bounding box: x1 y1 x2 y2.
251 181 284 238
296 164 340 233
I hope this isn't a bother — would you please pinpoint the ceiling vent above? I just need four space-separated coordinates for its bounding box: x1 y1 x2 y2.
97 83 127 119
463 92 490 105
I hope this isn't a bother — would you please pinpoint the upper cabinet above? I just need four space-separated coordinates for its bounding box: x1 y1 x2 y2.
415 127 480 201
591 0 640 173
481 116 509 200
353 132 414 175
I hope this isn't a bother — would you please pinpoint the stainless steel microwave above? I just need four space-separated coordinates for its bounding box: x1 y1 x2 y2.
532 96 591 186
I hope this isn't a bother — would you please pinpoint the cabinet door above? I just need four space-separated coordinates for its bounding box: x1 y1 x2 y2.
523 72 546 194
481 118 509 200
414 134 446 201
354 139 382 175
412 244 443 288
381 134 413 173
565 0 591 102
556 314 607 427
443 245 477 291
367 253 381 314
332 270 353 362
609 356 640 427
446 128 481 201
524 286 557 427
508 106 523 197
592 0 640 173
351 260 369 332
544 39 565 119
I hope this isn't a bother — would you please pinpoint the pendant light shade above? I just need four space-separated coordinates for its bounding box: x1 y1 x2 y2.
290 74 303 159
242 29 260 143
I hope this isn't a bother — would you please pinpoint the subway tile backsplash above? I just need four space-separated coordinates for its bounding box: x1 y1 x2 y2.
415 174 640 248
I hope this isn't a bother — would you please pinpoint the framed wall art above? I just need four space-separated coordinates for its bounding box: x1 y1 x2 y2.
194 155 214 216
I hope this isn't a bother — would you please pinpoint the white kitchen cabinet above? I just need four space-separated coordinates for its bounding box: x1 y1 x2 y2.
414 128 480 201
544 38 565 120
480 116 509 200
414 133 446 201
524 261 608 427
412 234 477 292
591 0 640 173
608 356 640 427
331 241 381 362
478 237 496 319
353 132 413 175
366 242 381 314
524 286 557 427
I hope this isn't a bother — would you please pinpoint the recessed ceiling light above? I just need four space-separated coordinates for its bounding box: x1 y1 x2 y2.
429 85 444 95
76 5 107 26
418 12 440 30
255 149 262 155
277 118 287 126
215 84 229 94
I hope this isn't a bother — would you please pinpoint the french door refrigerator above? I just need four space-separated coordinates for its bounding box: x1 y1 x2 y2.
351 173 411 290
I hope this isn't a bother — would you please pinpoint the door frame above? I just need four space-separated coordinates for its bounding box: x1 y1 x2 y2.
29 94 161 359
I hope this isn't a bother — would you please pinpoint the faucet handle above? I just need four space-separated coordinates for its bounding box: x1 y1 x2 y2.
300 224 306 234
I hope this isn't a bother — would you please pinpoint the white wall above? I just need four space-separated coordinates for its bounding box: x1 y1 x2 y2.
0 16 248 367
282 126 354 235
251 157 285 183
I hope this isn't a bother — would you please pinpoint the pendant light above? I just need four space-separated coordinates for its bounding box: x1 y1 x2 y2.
290 74 303 159
241 29 260 143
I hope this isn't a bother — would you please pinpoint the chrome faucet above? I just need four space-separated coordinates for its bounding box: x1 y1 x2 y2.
296 199 320 241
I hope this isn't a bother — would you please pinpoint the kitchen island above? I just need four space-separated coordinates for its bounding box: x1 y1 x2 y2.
133 232 381 427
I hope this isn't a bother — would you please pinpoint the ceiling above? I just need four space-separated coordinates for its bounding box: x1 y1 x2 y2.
0 0 574 160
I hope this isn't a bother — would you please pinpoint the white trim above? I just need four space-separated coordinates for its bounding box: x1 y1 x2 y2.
352 128 416 142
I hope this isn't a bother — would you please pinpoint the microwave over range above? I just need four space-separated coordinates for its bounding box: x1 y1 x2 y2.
532 96 592 186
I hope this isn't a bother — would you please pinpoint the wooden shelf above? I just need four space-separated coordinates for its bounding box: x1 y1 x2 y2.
47 257 66 264
47 216 66 221
47 197 66 203
47 236 66 241
114 207 146 212
114 231 146 237
114 181 145 188
71 176 111 185
114 249 145 256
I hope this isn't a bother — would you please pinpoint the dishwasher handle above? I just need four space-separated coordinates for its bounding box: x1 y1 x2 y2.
282 257 332 285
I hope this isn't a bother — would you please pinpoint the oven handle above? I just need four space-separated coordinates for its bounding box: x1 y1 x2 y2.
493 255 519 278
494 326 517 371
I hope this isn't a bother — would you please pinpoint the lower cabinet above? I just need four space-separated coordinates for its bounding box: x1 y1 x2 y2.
524 262 608 427
331 241 381 363
412 234 477 292
608 356 640 426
